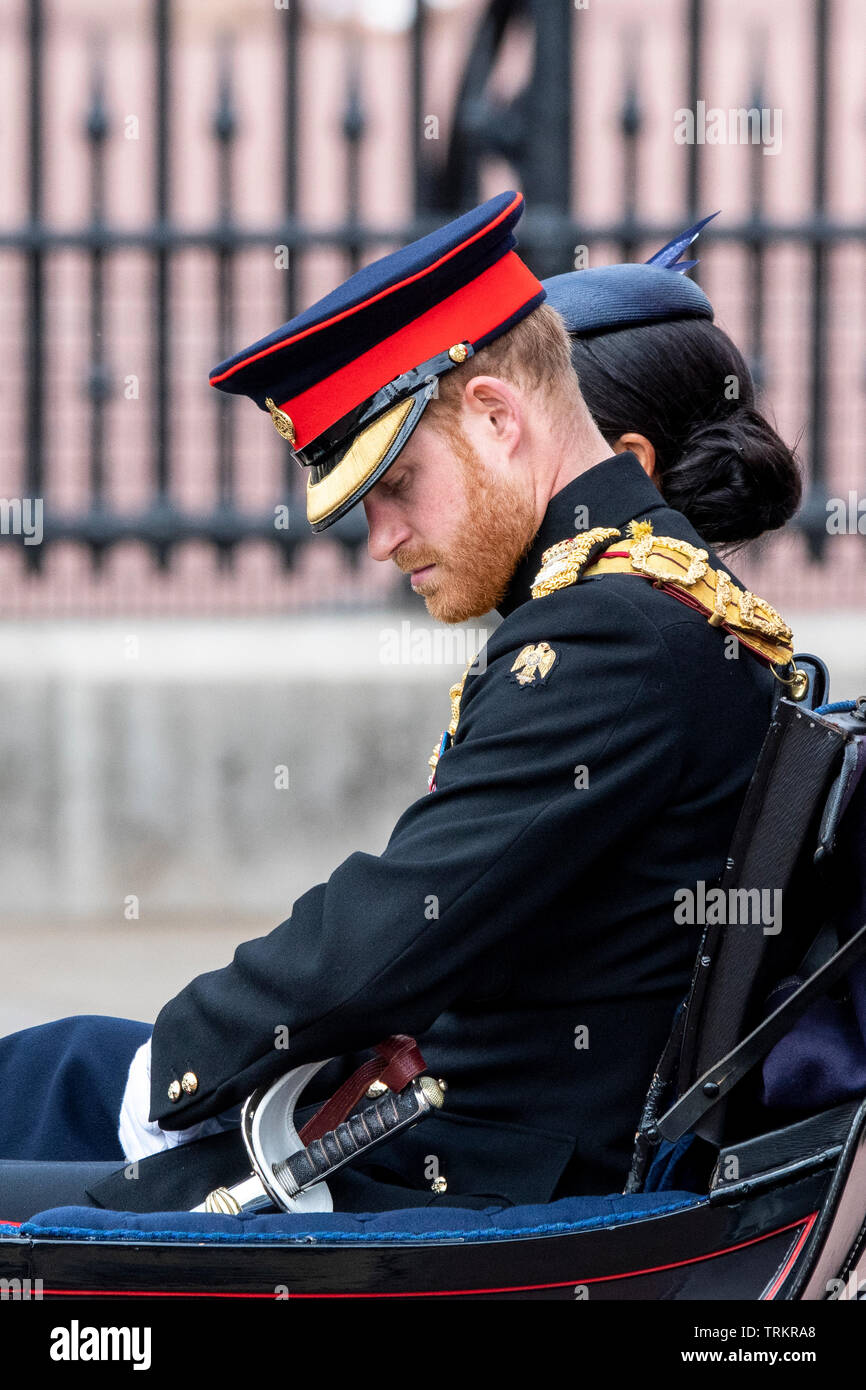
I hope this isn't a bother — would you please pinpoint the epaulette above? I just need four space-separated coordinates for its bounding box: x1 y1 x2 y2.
530 518 802 688
428 518 801 793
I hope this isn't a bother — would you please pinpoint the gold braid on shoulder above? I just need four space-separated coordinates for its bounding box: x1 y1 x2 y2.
427 655 477 787
530 518 806 696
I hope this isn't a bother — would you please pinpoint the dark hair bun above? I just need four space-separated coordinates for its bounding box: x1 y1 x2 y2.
660 404 802 547
567 317 802 549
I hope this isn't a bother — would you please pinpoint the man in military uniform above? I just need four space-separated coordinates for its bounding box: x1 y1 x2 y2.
0 191 796 1219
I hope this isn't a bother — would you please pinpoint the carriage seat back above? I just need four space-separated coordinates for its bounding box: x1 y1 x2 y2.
626 670 866 1193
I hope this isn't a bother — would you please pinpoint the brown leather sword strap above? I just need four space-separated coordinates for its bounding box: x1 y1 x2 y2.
298 1034 427 1144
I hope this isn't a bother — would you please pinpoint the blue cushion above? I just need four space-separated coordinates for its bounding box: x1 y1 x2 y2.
21 1190 705 1245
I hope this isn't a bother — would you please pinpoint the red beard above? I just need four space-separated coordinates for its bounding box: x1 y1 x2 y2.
395 427 539 623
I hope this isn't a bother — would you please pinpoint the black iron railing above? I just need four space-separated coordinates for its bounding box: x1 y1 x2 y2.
2 0 862 573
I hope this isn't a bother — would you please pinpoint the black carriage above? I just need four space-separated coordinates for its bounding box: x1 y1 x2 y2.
2 657 865 1302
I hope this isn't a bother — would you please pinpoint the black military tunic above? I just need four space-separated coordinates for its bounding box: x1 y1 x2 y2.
94 450 778 1213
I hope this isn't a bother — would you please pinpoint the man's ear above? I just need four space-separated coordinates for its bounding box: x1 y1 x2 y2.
461 375 522 450
613 432 657 482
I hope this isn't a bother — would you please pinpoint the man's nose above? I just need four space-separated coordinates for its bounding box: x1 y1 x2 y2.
363 495 412 562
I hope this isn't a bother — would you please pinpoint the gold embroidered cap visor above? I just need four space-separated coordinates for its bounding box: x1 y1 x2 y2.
280 344 473 532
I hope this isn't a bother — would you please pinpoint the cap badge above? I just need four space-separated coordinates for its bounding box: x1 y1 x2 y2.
265 397 297 445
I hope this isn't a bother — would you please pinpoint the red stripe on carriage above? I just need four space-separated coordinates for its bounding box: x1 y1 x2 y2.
33 1212 818 1299
763 1213 819 1299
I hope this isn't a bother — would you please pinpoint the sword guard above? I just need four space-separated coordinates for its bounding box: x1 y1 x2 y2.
193 1038 439 1216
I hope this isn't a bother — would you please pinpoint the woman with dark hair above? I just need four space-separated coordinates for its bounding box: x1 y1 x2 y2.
543 221 802 551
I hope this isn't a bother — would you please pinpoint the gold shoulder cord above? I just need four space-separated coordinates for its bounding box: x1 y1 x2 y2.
531 518 806 696
427 656 476 788
427 519 806 787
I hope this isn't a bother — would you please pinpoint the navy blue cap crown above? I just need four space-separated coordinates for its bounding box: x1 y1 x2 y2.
542 213 718 336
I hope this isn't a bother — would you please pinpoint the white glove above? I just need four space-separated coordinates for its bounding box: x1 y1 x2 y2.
117 1036 238 1164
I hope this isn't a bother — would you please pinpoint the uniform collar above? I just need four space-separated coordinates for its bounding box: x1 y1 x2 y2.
496 451 669 618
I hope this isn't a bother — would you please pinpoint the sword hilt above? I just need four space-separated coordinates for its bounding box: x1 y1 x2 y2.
272 1075 445 1198
195 1073 445 1215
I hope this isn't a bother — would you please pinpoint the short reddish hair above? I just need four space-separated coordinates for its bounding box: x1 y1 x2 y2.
425 302 583 431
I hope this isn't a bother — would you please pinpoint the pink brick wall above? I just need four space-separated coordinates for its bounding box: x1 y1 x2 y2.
0 0 863 615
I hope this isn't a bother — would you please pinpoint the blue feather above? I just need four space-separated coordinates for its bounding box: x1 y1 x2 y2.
644 212 720 273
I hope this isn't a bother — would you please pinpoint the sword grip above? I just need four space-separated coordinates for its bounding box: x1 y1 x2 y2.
274 1075 444 1195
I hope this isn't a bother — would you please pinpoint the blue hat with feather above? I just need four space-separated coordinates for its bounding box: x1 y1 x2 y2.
542 214 718 335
